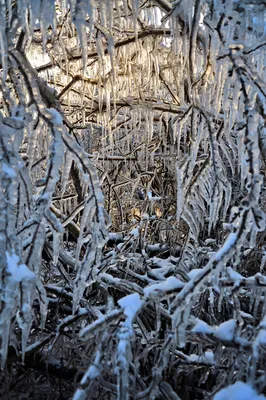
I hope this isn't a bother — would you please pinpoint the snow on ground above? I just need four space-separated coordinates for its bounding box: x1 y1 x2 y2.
214 382 266 400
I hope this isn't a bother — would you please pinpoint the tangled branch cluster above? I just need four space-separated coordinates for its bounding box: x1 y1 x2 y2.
1 1 266 399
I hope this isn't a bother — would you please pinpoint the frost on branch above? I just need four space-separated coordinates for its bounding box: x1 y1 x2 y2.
0 114 35 366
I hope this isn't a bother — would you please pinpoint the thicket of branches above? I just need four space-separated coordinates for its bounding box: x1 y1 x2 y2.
1 0 266 399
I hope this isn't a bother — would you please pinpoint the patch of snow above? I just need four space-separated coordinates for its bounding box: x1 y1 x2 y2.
192 319 236 341
204 350 214 363
6 251 35 282
215 233 238 261
188 269 202 280
192 320 213 334
151 257 175 269
130 228 139 238
188 352 214 365
144 276 184 296
118 293 143 324
227 267 243 280
215 319 236 341
240 311 253 321
214 382 266 400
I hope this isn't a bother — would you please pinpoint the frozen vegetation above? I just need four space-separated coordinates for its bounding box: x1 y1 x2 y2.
0 0 266 399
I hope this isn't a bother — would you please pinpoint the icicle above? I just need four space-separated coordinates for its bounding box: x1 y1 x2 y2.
40 0 56 50
208 183 223 234
0 1 8 80
174 302 192 348
61 150 73 196
72 0 88 70
27 111 42 171
176 156 188 222
29 0 41 32
52 230 60 267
